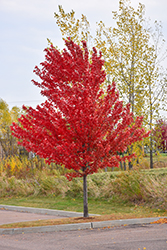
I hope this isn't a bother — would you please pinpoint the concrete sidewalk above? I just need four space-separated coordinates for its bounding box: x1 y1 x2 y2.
0 209 67 225
0 204 97 218
0 204 166 235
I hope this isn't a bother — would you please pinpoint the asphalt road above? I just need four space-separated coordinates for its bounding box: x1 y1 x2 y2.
0 223 166 250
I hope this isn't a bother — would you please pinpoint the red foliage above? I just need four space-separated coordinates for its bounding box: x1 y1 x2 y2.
11 39 149 179
154 119 167 151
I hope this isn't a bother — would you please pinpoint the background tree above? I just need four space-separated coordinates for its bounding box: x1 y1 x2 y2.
153 119 167 152
0 99 21 158
143 21 167 168
95 1 149 169
53 5 92 48
54 0 167 169
11 39 149 217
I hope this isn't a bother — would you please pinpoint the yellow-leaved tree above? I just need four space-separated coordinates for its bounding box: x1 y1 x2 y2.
54 5 92 47
0 99 21 158
95 1 167 169
54 0 167 169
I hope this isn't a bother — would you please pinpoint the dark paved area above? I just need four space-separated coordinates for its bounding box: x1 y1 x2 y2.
0 210 65 225
0 223 166 250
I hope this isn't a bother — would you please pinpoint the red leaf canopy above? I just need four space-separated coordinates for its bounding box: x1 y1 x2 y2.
11 39 149 179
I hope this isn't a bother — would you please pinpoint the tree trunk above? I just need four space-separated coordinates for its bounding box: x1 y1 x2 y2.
124 161 126 171
128 161 133 170
150 136 153 169
83 174 89 217
149 95 153 169
120 161 123 170
122 152 126 171
128 147 133 170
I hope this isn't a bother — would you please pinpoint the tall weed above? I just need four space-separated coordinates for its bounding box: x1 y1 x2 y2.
0 159 167 209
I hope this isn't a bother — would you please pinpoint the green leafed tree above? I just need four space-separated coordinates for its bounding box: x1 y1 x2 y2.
0 99 21 158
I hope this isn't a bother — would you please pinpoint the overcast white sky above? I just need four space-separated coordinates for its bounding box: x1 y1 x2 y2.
1 0 167 110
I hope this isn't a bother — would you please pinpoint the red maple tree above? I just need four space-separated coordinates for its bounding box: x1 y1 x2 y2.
11 39 149 217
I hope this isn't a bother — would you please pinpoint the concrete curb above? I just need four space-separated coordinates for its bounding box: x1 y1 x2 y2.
0 217 166 235
0 205 166 235
0 222 92 235
91 217 166 228
0 205 99 217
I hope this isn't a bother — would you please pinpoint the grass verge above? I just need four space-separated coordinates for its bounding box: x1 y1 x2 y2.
0 196 167 228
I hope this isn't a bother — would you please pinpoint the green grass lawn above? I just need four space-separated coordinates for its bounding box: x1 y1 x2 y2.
0 195 167 228
0 195 166 217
